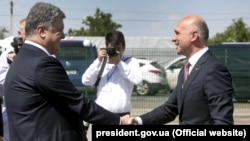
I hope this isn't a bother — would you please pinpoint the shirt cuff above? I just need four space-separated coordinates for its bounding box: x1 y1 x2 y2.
135 117 143 125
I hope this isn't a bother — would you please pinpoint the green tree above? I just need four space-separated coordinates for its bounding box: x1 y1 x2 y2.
67 8 122 36
0 27 9 39
209 18 250 44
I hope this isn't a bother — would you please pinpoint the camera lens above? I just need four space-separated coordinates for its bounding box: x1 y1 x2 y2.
106 47 118 57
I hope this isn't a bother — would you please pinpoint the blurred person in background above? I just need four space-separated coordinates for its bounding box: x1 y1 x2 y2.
82 30 142 131
82 30 142 116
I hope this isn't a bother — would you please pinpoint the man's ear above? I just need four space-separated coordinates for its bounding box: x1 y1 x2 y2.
37 25 46 38
17 31 21 36
190 31 198 42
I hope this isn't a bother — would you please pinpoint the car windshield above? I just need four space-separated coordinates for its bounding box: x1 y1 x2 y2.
151 62 162 69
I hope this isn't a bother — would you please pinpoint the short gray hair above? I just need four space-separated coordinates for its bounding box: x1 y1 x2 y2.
25 2 66 36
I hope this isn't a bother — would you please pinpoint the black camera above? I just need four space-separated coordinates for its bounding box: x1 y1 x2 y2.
106 47 118 57
11 37 23 54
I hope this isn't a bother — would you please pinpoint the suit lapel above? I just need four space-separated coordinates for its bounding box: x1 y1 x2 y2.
179 50 212 111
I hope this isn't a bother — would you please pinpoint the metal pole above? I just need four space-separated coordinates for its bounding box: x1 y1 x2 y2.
10 1 13 36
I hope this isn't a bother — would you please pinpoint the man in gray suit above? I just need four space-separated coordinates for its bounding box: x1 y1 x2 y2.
131 15 234 125
4 2 130 141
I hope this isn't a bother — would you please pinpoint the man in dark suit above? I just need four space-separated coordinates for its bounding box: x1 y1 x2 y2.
4 2 130 141
131 15 234 125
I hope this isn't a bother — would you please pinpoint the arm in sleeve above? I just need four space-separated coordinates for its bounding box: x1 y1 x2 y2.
117 57 143 85
81 58 102 86
139 89 179 124
205 63 234 125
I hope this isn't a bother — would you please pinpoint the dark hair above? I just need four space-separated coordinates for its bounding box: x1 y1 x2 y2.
105 30 125 48
194 19 209 41
25 2 66 36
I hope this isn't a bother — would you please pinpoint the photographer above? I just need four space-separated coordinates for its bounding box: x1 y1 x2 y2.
82 30 142 120
0 18 25 141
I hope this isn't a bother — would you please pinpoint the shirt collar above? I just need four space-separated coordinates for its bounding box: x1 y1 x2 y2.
188 47 208 67
25 40 52 56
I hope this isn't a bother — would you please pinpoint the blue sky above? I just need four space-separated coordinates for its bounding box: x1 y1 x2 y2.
1 0 250 38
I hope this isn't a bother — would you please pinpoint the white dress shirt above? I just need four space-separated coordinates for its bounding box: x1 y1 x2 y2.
82 55 143 113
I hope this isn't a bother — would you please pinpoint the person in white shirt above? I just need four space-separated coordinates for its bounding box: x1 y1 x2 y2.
82 30 143 116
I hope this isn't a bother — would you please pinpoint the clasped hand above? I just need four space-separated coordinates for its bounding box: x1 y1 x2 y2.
121 114 138 125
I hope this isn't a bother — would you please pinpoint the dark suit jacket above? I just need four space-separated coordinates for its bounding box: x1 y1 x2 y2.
140 50 234 125
4 44 120 141
0 98 3 137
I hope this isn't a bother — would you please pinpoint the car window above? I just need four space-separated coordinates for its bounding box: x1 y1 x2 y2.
139 63 145 67
55 40 97 92
56 46 90 60
150 62 162 69
169 58 186 69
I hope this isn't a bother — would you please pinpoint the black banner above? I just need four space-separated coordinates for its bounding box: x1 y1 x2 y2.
92 125 250 140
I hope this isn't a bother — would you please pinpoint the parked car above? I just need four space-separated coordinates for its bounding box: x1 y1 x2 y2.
134 58 169 96
55 39 98 98
164 56 186 91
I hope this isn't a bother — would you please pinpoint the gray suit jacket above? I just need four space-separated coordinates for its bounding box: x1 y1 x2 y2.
140 50 234 125
4 44 120 141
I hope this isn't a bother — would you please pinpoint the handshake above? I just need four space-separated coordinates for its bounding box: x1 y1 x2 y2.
120 115 139 125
